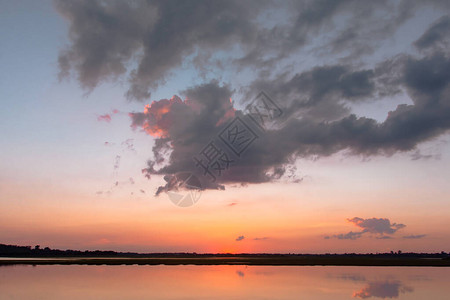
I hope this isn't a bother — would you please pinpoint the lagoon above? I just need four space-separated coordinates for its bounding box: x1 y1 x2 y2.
1 265 449 299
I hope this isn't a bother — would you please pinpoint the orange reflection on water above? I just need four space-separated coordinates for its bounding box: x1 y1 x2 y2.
1 265 449 299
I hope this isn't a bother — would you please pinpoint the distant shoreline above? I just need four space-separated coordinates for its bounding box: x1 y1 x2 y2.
1 256 449 267
2 244 449 266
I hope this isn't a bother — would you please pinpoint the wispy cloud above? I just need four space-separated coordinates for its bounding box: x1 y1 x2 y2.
403 234 427 239
325 231 364 240
97 114 111 122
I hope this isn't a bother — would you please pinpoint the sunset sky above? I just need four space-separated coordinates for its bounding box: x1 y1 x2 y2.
1 0 449 254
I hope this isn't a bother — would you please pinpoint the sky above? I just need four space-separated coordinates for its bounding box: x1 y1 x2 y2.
0 0 449 254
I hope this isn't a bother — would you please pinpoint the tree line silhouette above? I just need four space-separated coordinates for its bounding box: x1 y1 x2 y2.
1 243 448 259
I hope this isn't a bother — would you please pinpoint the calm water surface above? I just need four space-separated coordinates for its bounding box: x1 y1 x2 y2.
0 265 449 299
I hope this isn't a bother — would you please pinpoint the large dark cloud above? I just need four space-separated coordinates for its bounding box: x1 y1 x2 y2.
132 50 450 193
54 1 450 193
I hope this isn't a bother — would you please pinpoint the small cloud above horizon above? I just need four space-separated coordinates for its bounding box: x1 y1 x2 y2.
403 234 427 239
325 217 407 240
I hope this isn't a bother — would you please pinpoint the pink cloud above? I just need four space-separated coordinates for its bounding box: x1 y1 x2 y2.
97 114 112 122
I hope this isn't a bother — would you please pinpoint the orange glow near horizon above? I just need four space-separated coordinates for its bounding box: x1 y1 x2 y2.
1 158 450 254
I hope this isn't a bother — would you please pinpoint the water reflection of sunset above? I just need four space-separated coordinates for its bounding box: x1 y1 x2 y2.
1 265 449 299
